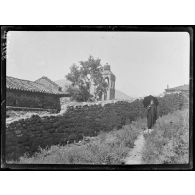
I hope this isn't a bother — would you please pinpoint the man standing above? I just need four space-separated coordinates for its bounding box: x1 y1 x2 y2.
143 95 159 134
146 99 158 133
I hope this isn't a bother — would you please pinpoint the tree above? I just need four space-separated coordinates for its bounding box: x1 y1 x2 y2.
66 56 108 102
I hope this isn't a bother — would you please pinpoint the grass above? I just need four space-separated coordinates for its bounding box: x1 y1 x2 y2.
142 109 189 164
10 118 146 164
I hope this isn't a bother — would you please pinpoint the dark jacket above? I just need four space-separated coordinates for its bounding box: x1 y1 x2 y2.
147 104 157 129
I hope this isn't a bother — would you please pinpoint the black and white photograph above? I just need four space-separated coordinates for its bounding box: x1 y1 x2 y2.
1 26 193 169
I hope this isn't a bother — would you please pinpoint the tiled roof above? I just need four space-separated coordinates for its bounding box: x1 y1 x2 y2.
6 76 66 95
165 84 189 91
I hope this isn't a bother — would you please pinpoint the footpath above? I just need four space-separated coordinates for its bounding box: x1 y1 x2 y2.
124 129 153 164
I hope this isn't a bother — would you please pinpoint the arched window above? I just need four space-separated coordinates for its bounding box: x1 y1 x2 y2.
105 77 109 87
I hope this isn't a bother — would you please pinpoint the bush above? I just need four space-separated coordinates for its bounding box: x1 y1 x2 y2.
157 93 185 116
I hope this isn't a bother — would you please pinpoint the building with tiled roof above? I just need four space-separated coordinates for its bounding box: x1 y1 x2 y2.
165 84 189 95
7 76 67 95
6 76 70 112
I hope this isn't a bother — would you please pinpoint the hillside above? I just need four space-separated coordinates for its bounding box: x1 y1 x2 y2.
115 89 135 101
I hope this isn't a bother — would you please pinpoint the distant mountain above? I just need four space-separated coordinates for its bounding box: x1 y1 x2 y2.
55 79 135 101
115 89 135 101
55 79 71 92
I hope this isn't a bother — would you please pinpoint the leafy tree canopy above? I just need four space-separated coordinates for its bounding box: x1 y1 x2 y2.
66 56 108 102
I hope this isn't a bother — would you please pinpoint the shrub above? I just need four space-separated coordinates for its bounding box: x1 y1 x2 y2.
157 93 185 116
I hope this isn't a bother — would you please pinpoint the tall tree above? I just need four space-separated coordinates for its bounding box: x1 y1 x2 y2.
66 56 108 102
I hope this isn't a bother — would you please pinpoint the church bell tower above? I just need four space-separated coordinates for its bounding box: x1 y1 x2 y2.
102 63 116 100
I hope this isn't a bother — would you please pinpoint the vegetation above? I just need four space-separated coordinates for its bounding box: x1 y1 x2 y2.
142 109 189 164
157 93 187 117
66 56 108 102
11 118 146 164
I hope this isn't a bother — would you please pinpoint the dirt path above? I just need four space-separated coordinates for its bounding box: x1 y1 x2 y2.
124 132 146 164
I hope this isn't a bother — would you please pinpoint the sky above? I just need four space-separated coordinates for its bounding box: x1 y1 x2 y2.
6 31 190 97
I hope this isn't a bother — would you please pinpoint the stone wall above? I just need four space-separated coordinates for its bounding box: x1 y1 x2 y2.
6 109 53 125
7 89 61 111
5 93 186 161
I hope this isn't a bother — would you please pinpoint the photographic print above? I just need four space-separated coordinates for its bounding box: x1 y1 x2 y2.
1 26 193 170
